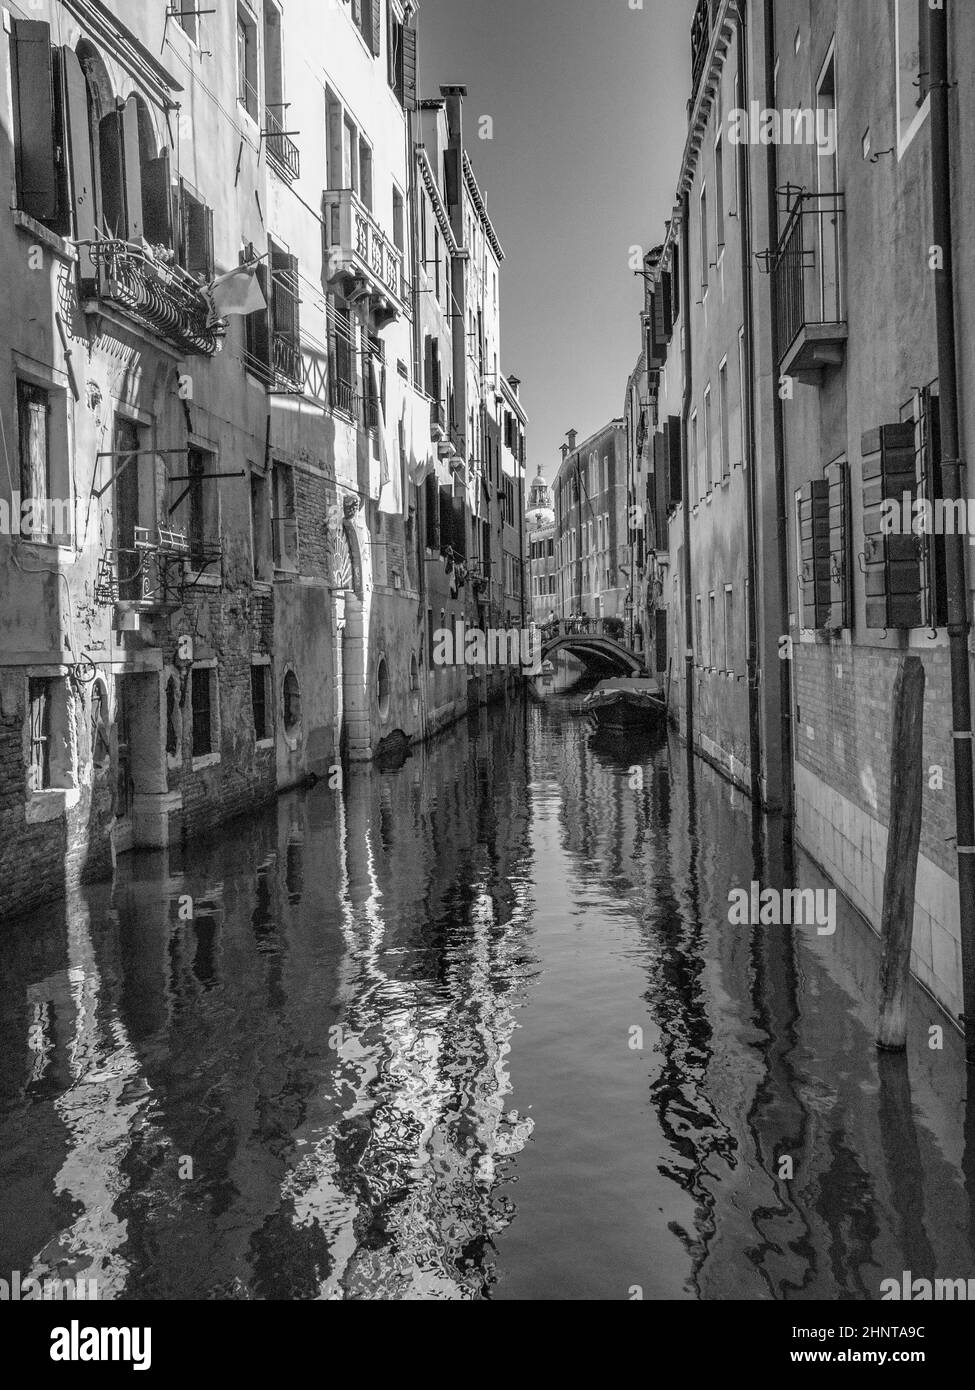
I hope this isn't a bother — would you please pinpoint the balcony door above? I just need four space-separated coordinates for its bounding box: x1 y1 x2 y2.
816 51 840 325
114 416 143 600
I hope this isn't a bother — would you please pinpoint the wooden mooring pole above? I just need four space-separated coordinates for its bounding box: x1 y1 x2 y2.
876 655 926 1051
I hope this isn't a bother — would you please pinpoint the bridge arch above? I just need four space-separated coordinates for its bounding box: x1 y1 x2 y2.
540 634 644 676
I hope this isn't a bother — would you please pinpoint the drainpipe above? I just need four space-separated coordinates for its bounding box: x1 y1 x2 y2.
733 1 764 809
763 0 795 827
930 1 975 1061
680 190 695 755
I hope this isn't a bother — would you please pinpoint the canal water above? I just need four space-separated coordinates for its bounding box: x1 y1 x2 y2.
1 693 974 1300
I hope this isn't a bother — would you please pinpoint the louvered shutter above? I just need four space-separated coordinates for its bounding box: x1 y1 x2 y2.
653 430 668 550
654 272 673 345
439 485 453 551
271 247 300 348
11 20 59 222
425 476 440 549
862 422 922 629
61 47 97 283
370 0 382 56
451 493 467 558
824 459 849 629
797 479 831 628
246 256 271 381
401 25 417 110
142 148 174 248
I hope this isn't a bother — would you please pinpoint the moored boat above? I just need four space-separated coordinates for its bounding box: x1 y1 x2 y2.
583 678 667 731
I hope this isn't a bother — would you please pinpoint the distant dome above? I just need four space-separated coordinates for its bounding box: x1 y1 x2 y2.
527 465 555 528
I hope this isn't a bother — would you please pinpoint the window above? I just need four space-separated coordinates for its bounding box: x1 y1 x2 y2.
344 114 359 193
250 469 272 579
282 670 301 734
708 593 716 668
715 135 725 250
174 5 200 43
17 381 52 541
700 184 709 291
376 656 390 720
352 0 383 55
896 0 931 146
91 678 111 771
28 678 53 790
695 596 703 662
251 662 272 741
691 411 699 501
177 180 214 280
703 386 713 491
113 415 145 601
191 666 216 759
359 138 373 211
271 461 298 572
392 187 405 252
165 675 180 759
269 239 301 387
185 447 215 571
724 586 734 673
738 327 747 469
718 360 730 479
237 5 259 121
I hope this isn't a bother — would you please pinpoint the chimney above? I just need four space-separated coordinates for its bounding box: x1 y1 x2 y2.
440 85 467 145
508 375 521 398
560 444 569 462
566 429 578 452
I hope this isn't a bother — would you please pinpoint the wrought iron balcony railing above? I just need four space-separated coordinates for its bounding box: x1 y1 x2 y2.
272 332 303 392
264 107 300 183
771 189 847 382
329 375 359 419
83 239 221 356
323 189 407 323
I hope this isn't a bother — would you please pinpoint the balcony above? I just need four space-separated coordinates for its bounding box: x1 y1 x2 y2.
264 107 300 183
329 375 360 420
324 189 408 327
272 332 303 393
83 240 221 356
772 190 847 384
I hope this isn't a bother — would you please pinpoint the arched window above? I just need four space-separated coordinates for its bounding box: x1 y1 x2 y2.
376 656 390 721
282 670 301 734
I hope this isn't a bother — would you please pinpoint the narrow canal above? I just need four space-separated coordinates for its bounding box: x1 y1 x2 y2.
2 693 974 1300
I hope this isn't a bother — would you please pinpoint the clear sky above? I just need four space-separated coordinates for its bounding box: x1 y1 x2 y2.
417 0 698 485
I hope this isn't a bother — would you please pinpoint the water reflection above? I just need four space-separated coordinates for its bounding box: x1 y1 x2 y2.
1 694 974 1299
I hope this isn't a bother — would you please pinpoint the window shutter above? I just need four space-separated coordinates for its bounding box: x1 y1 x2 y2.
401 25 418 110
797 479 831 628
667 415 682 503
655 272 673 344
370 0 382 56
142 148 174 248
917 390 945 627
425 476 439 548
653 430 668 549
271 247 300 347
11 20 59 222
451 494 466 558
99 109 127 238
60 47 97 280
862 422 922 629
387 6 397 86
121 96 144 242
182 183 214 277
824 459 850 629
439 485 453 551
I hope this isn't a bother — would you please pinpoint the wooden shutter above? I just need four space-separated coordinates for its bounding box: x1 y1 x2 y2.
654 272 673 344
401 25 418 110
824 459 850 629
271 247 300 347
439 485 453 551
61 47 97 282
142 148 174 248
11 20 59 222
182 184 214 277
121 96 144 241
653 430 668 550
370 0 382 56
917 390 945 627
797 479 831 628
451 493 466 558
862 422 922 629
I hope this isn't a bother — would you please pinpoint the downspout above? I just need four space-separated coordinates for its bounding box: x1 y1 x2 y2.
735 0 764 808
680 191 695 755
763 0 795 827
930 1 975 1060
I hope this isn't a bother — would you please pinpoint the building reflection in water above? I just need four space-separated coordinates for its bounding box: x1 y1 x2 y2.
0 694 974 1299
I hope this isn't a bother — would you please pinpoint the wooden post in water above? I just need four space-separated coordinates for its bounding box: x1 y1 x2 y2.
876 655 926 1051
